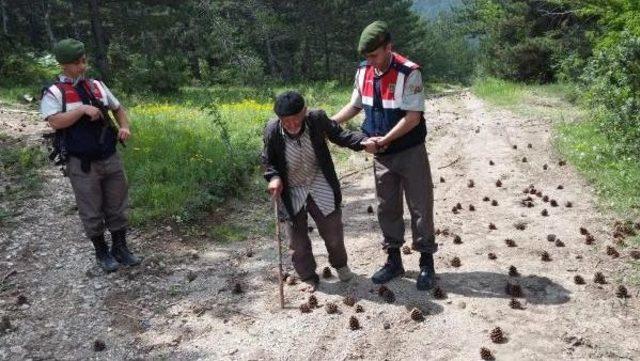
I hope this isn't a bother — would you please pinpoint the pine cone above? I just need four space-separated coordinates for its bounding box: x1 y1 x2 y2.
550 199 558 207
452 206 459 214
480 347 494 360
574 275 585 285
616 285 630 299
508 266 519 277
232 282 243 294
490 327 505 343
509 298 523 310
593 272 606 284
402 245 412 254
555 239 565 247
322 266 333 279
308 295 318 308
547 234 557 242
355 304 364 313
488 253 497 260
559 160 566 166
491 199 499 206
93 339 106 352
528 143 533 148
514 222 526 231
489 160 495 165
286 275 297 286
325 302 338 314
469 204 476 211
505 283 523 298
440 176 445 183
483 196 490 202
505 239 517 247
565 201 573 208
456 202 463 210
367 205 374 213
536 191 543 197
489 223 497 230
512 145 518 149
543 164 548 170
585 234 595 245
343 295 356 307
453 235 463 244
630 250 640 260
580 227 589 235
522 157 528 163
348 316 360 330
433 286 447 299
541 209 549 217
541 251 551 262
381 288 395 304
496 180 502 187
299 303 311 313
410 308 424 321
450 256 461 268
557 184 564 190
543 195 549 202
468 179 475 188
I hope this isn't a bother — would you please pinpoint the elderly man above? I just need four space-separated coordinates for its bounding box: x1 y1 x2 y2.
332 21 437 290
261 91 375 290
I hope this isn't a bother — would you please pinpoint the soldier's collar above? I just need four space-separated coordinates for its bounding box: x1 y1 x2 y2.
58 74 85 86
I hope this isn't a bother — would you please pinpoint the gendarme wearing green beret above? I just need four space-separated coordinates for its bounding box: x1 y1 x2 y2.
358 21 391 55
53 38 85 64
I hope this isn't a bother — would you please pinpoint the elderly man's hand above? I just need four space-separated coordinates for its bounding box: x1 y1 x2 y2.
361 138 378 154
267 177 283 200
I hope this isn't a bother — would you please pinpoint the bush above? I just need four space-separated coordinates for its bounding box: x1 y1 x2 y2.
0 52 58 87
581 33 640 157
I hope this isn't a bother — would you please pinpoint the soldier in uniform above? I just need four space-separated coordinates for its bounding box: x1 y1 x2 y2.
332 21 437 290
40 38 140 272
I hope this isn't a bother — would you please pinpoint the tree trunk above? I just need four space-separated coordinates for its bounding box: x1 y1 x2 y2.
323 32 330 80
69 0 82 39
1 0 8 36
189 55 201 80
88 0 110 80
42 0 56 47
265 37 278 77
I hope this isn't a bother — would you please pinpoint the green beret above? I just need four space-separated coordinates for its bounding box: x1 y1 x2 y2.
358 21 391 55
53 38 85 64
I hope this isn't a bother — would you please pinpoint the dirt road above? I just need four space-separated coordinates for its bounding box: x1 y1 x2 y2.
1 92 638 360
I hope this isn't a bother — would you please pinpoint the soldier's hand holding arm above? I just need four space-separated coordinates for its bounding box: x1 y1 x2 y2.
47 104 102 129
267 177 283 200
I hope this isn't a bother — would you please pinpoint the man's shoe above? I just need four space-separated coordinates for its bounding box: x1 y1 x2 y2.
91 235 120 272
371 248 404 284
110 229 141 266
417 252 436 291
336 265 355 282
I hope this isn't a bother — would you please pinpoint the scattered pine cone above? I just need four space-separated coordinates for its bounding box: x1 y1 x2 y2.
543 164 548 170
16 295 28 306
512 145 518 150
541 209 549 217
557 185 564 190
496 179 503 187
303 294 317 308
530 188 537 195
574 275 585 285
490 327 505 343
232 282 243 294
453 235 463 245
536 191 543 197
433 286 447 299
450 256 461 267
343 295 356 307
508 266 519 277
616 285 630 299
505 282 523 298
93 339 106 352
505 239 517 247
439 177 445 183
528 143 533 148
543 195 549 202
456 202 463 210
585 234 595 245
402 245 412 254
555 239 565 247
325 302 338 314
367 205 374 214
322 266 333 279
469 204 476 211
547 234 556 242
541 251 552 262
514 222 526 231
593 272 606 284
488 253 497 260
522 157 528 163
348 316 360 330
550 199 558 207
452 206 459 214
559 160 566 166
630 250 640 260
489 223 497 230
382 288 396 303
491 200 499 206
299 303 311 313
468 179 475 188
489 160 495 166
580 227 589 235
480 347 494 360
565 201 573 208
483 196 491 202
354 304 364 313
509 298 524 310
286 275 297 286
606 246 620 258
410 307 425 321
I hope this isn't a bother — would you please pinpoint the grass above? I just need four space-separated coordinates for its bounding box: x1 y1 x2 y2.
472 77 640 220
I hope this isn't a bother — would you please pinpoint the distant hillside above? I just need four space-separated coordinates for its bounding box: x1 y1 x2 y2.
412 0 462 18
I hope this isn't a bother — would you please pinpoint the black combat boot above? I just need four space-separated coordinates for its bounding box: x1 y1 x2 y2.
91 234 120 272
416 252 436 291
371 248 404 284
110 229 141 266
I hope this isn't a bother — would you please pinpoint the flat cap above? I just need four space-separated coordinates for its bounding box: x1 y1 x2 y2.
53 38 85 64
358 21 391 55
274 91 305 117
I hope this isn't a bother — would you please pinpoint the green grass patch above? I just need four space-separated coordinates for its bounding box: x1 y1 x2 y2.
472 77 577 107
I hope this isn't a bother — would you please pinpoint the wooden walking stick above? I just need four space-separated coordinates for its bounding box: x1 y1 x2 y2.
274 199 285 309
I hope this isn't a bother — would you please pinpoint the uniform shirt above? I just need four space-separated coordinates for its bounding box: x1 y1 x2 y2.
280 123 335 217
40 75 121 120
349 67 425 112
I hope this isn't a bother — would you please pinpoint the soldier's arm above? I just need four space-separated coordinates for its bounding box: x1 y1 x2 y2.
47 105 100 130
331 104 361 124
